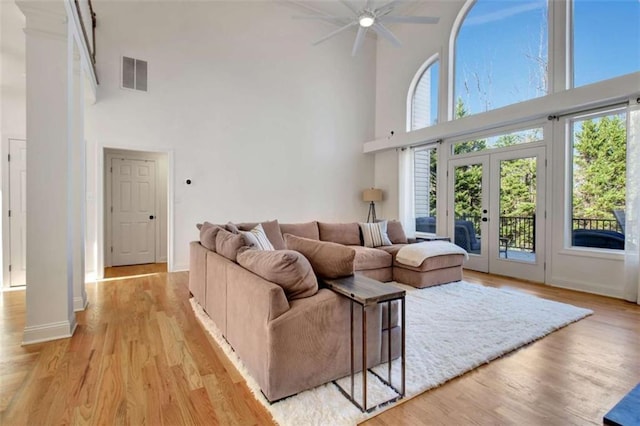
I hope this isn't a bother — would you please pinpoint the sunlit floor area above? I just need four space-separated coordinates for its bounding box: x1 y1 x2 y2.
1 267 639 424
103 262 168 279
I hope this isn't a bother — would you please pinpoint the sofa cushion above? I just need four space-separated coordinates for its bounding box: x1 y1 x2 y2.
279 222 320 240
349 246 392 270
237 248 318 300
238 220 286 250
200 223 223 251
225 222 240 233
318 222 361 245
377 244 408 262
216 228 246 262
284 234 355 279
239 223 275 251
359 221 392 248
386 220 408 244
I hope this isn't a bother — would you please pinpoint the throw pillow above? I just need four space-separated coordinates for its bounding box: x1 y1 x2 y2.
237 220 286 250
283 233 355 279
239 223 275 251
200 223 222 251
236 249 318 300
386 220 408 244
225 222 240 234
216 228 246 262
359 221 392 248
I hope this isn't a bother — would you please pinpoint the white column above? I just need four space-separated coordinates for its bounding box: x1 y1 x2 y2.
19 1 77 344
70 36 87 311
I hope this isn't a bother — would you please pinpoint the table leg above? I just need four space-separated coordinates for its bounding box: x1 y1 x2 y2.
362 305 367 412
401 297 405 396
350 300 354 399
387 300 392 386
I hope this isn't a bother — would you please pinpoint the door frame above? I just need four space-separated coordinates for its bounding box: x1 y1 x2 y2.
1 136 27 289
488 146 546 282
443 120 551 283
98 146 173 276
447 146 547 281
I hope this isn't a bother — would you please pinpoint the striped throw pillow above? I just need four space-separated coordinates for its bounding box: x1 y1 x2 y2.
359 221 392 248
240 223 275 251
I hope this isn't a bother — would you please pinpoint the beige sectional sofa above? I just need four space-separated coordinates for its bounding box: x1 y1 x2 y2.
189 219 463 402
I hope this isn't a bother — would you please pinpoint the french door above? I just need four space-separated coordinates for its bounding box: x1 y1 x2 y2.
447 146 546 282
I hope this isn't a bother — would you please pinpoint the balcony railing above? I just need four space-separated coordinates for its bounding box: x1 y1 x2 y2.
452 215 623 252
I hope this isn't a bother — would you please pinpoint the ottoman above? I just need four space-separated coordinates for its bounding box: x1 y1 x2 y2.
393 242 466 288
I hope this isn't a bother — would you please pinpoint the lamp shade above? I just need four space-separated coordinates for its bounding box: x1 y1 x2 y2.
362 188 383 202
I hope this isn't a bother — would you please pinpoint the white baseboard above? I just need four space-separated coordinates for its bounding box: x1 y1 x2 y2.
73 295 88 312
23 317 78 345
172 264 188 272
548 276 625 299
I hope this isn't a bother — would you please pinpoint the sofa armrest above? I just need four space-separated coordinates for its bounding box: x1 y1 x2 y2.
264 289 382 401
224 263 290 393
189 241 207 305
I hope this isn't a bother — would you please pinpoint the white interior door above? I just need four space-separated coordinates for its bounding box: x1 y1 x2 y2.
9 139 27 286
448 147 546 282
111 158 156 266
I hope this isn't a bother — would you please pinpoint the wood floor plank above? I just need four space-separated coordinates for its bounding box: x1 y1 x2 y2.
1 267 638 425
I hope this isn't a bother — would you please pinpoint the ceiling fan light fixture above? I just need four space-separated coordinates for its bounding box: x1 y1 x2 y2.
359 13 375 28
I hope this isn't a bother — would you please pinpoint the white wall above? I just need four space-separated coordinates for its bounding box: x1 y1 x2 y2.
85 1 377 271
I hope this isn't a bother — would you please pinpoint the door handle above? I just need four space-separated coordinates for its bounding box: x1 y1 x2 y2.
149 215 155 220
481 217 488 222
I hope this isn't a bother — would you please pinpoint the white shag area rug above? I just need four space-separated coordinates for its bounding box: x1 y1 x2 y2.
190 280 593 426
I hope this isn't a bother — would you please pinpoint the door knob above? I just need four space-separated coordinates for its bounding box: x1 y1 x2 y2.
481 217 488 222
149 215 155 220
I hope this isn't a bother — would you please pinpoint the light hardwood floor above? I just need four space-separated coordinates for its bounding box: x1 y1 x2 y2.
1 268 638 425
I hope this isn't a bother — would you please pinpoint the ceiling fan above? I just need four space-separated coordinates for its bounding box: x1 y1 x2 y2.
292 0 440 56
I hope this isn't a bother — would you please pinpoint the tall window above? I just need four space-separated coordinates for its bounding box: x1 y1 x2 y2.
410 60 439 131
572 0 640 87
414 146 438 234
570 108 627 250
454 0 548 118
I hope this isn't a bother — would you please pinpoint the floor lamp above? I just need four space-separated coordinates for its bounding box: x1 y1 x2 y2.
362 188 383 223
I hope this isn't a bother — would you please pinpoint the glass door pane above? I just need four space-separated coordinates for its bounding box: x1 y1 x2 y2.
453 163 483 255
498 156 537 263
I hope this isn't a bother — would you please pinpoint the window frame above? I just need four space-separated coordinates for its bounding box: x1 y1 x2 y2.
565 105 627 253
448 0 553 120
406 53 440 132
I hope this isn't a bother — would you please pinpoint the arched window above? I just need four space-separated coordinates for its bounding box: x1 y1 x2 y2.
408 57 439 131
572 0 640 87
452 0 548 118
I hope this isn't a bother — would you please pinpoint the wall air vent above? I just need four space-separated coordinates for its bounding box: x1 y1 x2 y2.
121 56 148 92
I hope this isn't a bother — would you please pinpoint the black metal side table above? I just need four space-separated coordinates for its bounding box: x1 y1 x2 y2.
322 274 406 413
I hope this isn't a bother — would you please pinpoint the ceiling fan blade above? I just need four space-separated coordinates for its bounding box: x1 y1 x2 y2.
312 21 358 46
293 15 354 20
286 1 351 27
372 22 402 47
375 0 402 15
380 15 440 24
339 0 359 14
351 26 368 56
